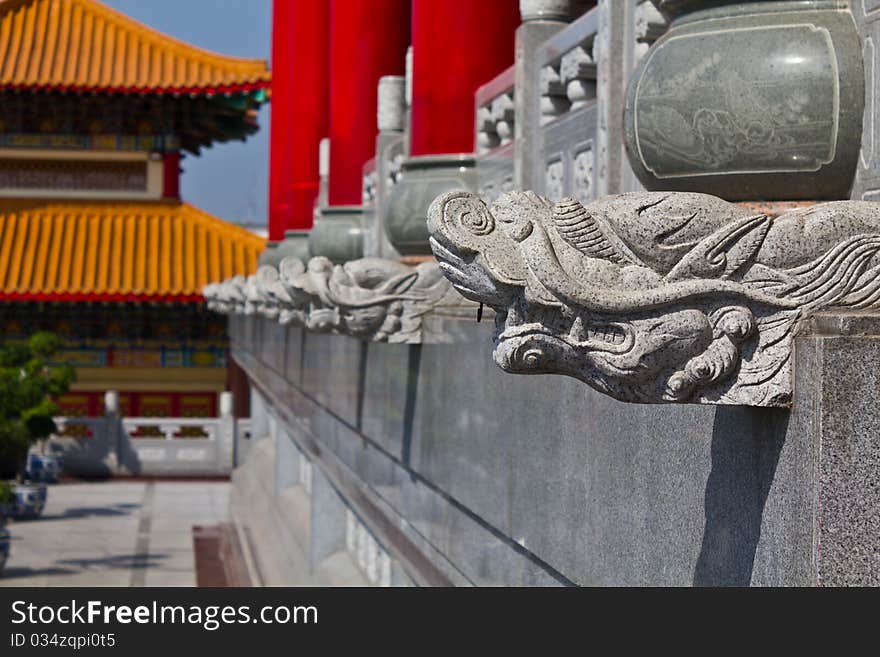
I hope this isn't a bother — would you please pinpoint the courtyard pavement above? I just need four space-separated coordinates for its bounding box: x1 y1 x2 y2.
0 481 230 587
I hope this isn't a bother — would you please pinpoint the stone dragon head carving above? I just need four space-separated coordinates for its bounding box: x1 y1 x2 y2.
428 190 880 406
205 255 456 344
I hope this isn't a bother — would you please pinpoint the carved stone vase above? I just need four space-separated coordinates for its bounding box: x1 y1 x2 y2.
308 206 365 264
385 154 477 255
257 241 283 267
623 0 864 200
276 229 311 262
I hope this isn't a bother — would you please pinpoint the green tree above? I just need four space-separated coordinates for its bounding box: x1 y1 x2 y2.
0 332 75 480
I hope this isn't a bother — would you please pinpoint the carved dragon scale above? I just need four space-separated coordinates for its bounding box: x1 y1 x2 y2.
426 189 880 406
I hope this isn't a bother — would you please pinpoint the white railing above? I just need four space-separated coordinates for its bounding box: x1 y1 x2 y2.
49 406 236 476
122 417 220 441
54 416 107 440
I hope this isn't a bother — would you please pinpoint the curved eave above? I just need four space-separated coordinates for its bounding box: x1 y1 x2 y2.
0 292 205 303
0 81 270 96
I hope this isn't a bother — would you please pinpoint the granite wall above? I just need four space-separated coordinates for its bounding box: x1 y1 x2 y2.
227 311 879 586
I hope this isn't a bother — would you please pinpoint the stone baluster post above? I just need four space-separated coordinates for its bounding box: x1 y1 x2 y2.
318 137 330 213
367 75 406 258
515 0 590 191
218 391 235 472
104 390 120 475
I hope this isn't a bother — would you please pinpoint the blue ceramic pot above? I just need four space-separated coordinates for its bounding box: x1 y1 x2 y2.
27 453 63 484
12 483 47 519
0 522 10 574
309 207 365 264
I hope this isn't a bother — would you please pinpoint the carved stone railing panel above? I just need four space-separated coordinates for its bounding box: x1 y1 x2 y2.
122 417 219 441
476 142 516 205
475 67 515 156
536 6 601 202
345 508 392 587
205 256 468 344
54 417 103 439
362 164 378 207
541 101 598 203
539 61 571 125
539 13 598 128
633 0 667 63
427 189 880 406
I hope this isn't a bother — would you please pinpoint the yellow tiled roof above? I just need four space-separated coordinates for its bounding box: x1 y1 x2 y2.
0 0 270 93
0 199 264 301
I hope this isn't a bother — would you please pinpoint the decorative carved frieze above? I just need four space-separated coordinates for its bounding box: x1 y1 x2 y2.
544 159 564 200
572 147 594 204
427 189 880 406
205 257 460 344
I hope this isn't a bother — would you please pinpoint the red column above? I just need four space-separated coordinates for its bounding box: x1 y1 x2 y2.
162 151 180 199
328 0 410 206
269 0 329 240
411 0 520 156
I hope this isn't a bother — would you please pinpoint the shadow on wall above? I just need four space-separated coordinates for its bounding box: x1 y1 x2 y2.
694 406 790 586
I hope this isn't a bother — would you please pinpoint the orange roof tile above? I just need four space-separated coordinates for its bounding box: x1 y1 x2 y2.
0 199 264 301
0 0 271 93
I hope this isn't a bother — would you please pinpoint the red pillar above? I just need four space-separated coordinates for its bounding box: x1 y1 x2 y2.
328 0 410 206
162 151 180 199
411 0 520 156
269 0 329 240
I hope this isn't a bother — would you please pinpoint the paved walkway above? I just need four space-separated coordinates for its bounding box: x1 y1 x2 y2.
0 481 230 587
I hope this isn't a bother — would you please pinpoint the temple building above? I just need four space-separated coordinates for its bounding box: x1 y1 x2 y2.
0 0 268 419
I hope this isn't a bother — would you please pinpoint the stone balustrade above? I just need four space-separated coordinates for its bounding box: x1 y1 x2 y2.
475 68 516 156
47 398 236 477
227 0 880 587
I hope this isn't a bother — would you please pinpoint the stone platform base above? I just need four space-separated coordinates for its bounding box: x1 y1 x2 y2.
228 313 880 586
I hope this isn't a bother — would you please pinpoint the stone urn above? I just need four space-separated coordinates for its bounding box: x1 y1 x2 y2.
623 0 864 200
385 154 477 255
12 482 47 520
257 242 282 268
276 229 311 263
0 521 9 575
308 206 365 264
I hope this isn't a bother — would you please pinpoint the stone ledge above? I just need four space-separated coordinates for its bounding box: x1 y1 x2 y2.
800 311 880 337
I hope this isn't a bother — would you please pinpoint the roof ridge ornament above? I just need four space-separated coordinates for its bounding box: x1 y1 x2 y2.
426 189 880 406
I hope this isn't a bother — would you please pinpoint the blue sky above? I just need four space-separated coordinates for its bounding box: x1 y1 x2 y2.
102 0 272 231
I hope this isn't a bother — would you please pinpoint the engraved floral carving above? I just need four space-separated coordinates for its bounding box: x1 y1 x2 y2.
632 26 839 178
427 189 880 406
545 159 564 201
572 148 594 205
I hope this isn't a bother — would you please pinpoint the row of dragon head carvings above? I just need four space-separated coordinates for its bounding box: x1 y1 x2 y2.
427 189 880 406
203 256 459 343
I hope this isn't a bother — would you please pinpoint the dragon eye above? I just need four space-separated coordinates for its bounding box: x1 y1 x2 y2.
522 348 543 368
